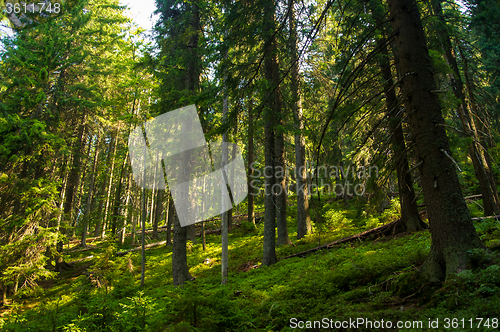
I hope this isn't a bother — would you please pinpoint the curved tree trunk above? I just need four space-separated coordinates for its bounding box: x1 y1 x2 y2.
371 0 425 232
387 0 484 282
431 0 499 216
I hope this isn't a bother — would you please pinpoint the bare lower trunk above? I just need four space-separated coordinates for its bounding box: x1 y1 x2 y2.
1 282 7 306
152 189 164 240
112 152 129 236
461 51 500 215
289 0 311 239
247 103 256 226
172 214 192 285
166 195 174 246
82 133 101 247
221 56 230 284
121 173 133 245
388 0 484 281
102 128 120 238
371 1 425 232
73 139 92 237
187 224 196 243
430 0 499 216
58 117 86 271
201 221 206 250
263 120 277 265
262 0 281 263
131 215 137 247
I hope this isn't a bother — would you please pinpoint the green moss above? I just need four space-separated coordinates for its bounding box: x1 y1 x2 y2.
1 199 499 332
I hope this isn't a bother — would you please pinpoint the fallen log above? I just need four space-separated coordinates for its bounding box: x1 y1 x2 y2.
418 194 483 208
70 255 94 264
471 214 500 221
116 241 167 256
67 245 99 254
68 237 100 245
280 218 402 260
465 194 483 200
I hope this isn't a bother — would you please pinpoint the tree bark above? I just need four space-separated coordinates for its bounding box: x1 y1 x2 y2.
170 0 200 286
172 213 192 285
265 0 290 247
247 101 256 226
57 115 86 271
460 47 500 215
111 151 129 236
431 0 499 216
152 189 164 240
221 51 230 284
81 132 101 247
121 173 133 245
371 0 425 232
102 127 120 237
262 0 281 264
94 176 106 238
73 138 92 237
387 0 484 281
166 195 174 246
131 198 138 247
289 0 311 239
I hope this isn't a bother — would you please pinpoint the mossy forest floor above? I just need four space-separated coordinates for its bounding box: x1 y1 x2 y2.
1 195 500 331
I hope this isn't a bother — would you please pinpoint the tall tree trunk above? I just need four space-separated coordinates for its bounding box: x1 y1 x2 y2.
247 101 256 226
131 196 138 247
172 212 192 285
387 0 484 281
81 132 101 247
57 116 86 271
94 176 106 237
170 0 200 286
153 188 164 240
200 179 206 251
73 138 92 237
1 282 7 306
431 0 499 216
166 194 174 246
262 0 282 264
227 133 237 232
111 151 129 235
274 100 290 246
221 49 230 284
121 173 133 245
289 0 311 239
102 127 120 237
460 47 500 215
371 0 425 232
140 140 147 287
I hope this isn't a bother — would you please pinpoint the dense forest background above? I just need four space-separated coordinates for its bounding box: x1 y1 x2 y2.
0 0 500 330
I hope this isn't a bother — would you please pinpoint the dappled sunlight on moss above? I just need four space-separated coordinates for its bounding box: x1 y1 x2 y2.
1 197 499 331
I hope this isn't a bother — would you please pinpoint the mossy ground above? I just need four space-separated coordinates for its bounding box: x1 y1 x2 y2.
1 195 499 331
